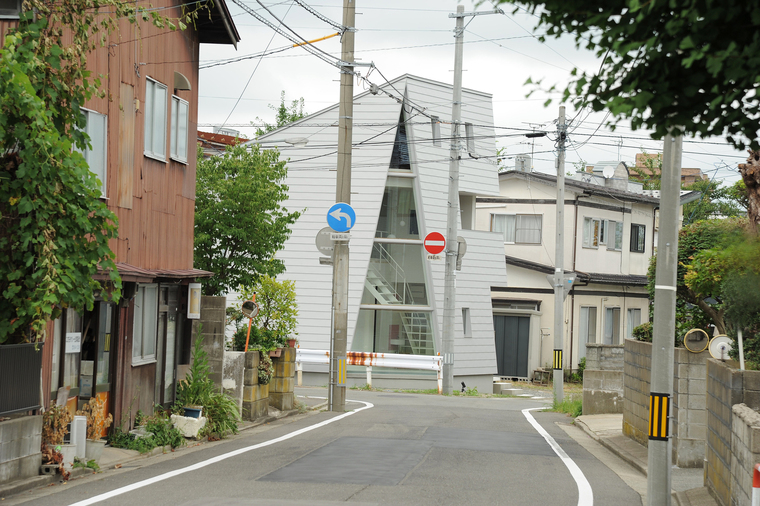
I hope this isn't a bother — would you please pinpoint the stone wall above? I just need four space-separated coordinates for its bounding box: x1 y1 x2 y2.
622 339 709 467
242 351 268 421
191 296 227 388
730 404 760 506
582 344 624 415
270 348 296 411
705 359 760 506
223 351 245 418
0 416 42 484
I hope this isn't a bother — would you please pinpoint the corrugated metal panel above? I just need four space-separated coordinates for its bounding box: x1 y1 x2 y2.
0 344 43 416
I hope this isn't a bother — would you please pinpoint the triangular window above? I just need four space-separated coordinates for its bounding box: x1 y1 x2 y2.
389 110 410 170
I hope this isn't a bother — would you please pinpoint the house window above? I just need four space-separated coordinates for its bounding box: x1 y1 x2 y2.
132 284 158 365
627 308 642 340
608 220 624 250
491 214 542 244
465 122 475 154
462 308 471 338
578 306 597 362
170 96 189 163
144 78 168 161
75 109 108 197
630 224 646 253
604 307 621 345
0 0 20 18
583 217 600 248
431 115 441 146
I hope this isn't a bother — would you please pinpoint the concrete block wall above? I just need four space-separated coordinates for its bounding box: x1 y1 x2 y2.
672 347 709 468
223 351 245 419
583 344 625 415
706 359 744 506
192 296 227 388
705 359 760 506
0 416 42 485
730 404 760 506
242 351 269 421
623 339 652 446
269 348 296 411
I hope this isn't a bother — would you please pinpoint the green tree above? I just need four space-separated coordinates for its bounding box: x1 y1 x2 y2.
683 179 746 224
254 91 307 137
240 274 298 343
0 0 195 344
194 144 302 296
492 0 760 229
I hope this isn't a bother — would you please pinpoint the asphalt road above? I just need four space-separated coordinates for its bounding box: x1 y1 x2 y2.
9 389 642 506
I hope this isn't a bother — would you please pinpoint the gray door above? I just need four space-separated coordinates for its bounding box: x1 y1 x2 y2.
493 315 530 377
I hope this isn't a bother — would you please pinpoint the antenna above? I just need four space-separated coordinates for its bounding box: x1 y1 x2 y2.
602 165 615 179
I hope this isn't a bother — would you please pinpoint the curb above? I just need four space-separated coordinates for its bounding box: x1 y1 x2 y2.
574 418 647 475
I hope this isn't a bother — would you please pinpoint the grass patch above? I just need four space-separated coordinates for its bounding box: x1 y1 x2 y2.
350 383 375 391
392 388 440 395
550 395 582 417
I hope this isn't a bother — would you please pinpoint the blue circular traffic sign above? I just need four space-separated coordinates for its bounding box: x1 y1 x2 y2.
327 202 356 232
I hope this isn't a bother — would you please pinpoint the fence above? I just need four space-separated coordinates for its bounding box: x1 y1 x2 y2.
296 349 443 393
0 343 43 416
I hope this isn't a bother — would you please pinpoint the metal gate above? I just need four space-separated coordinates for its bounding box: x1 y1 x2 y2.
493 315 530 378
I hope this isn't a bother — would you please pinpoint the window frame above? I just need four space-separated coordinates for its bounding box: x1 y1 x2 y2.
607 220 624 251
630 223 646 253
465 122 475 153
75 108 108 198
0 0 21 18
583 217 601 248
491 213 542 244
132 283 159 366
144 77 168 162
604 306 621 345
170 95 189 164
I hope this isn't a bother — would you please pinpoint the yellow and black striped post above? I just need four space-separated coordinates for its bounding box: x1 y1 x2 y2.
337 357 346 386
553 349 563 370
649 392 670 441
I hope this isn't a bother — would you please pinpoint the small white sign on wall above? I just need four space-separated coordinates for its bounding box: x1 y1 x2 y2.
188 283 201 319
65 332 82 354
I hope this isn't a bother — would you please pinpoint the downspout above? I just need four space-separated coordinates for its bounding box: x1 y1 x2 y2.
569 196 580 371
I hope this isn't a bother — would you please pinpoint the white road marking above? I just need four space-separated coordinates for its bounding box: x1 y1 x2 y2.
67 400 374 506
523 407 594 506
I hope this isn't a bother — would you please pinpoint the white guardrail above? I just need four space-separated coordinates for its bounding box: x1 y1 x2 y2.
296 349 443 394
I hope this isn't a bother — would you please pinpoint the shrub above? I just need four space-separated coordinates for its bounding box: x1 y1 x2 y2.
258 353 274 385
76 396 113 440
42 405 73 446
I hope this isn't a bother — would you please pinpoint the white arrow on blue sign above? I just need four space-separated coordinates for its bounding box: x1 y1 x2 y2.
327 202 356 232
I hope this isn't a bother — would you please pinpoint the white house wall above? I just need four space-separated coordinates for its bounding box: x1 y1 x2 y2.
263 75 506 381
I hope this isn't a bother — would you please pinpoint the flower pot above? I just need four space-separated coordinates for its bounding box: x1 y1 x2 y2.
269 348 282 358
287 339 297 348
183 406 203 418
85 439 106 462
49 443 77 470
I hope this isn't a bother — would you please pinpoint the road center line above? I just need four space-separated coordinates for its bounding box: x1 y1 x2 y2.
67 400 374 506
523 407 594 506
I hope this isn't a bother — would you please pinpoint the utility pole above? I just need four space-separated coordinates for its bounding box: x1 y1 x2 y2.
553 106 566 403
442 4 465 395
443 6 502 394
329 0 355 412
647 132 682 505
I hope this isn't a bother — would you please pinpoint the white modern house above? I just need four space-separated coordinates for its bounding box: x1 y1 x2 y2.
475 165 700 379
247 75 508 392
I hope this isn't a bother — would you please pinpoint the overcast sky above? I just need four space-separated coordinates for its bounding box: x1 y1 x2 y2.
197 0 747 185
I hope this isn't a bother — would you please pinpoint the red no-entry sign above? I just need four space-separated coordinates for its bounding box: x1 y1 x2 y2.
424 232 446 255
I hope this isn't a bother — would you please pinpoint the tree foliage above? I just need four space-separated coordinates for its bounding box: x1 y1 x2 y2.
194 145 301 296
254 91 307 137
492 0 760 229
240 274 298 342
683 179 747 224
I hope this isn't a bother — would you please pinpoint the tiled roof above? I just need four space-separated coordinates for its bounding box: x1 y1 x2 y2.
504 255 649 286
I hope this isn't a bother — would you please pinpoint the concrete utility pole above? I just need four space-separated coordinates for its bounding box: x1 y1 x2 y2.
442 4 465 395
646 132 682 505
553 106 566 403
442 5 502 395
329 0 355 412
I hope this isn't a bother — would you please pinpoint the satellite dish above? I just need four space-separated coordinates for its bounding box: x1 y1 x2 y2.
709 335 733 360
683 328 709 353
602 165 615 179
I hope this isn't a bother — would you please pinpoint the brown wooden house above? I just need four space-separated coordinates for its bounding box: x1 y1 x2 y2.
2 0 240 429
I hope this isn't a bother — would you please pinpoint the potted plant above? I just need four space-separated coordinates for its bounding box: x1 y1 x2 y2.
76 396 113 462
175 331 214 418
42 405 76 470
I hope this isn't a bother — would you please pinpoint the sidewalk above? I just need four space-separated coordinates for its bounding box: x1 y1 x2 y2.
575 413 717 506
0 392 327 501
